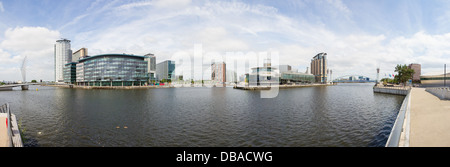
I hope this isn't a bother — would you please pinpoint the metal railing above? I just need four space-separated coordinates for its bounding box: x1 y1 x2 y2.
385 90 411 147
0 103 13 147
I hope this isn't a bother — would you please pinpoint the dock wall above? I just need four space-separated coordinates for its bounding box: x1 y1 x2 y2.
385 90 411 147
373 86 410 95
425 87 450 100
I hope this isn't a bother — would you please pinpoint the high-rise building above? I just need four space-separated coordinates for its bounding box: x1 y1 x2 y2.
54 39 72 82
226 70 237 83
311 52 327 83
211 62 226 84
156 60 175 81
408 63 421 83
145 53 156 83
72 48 88 62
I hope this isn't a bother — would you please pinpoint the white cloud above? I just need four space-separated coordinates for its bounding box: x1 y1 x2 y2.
2 1 447 81
0 1 4 13
1 27 60 53
0 27 60 81
116 0 191 10
153 0 191 9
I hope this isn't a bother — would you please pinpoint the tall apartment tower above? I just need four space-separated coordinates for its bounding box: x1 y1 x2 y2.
311 52 327 83
211 62 226 83
144 53 156 83
54 39 72 82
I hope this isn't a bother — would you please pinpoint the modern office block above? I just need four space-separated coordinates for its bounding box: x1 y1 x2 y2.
156 60 175 82
74 54 149 86
72 48 88 62
63 62 77 84
144 53 156 83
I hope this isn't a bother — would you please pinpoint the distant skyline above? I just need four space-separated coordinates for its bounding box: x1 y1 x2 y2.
0 0 449 81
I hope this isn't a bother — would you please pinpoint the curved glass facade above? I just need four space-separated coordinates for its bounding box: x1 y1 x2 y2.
280 72 315 84
76 54 149 86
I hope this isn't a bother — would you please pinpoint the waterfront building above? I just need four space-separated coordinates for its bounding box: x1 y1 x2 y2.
311 52 327 83
76 62 84 83
408 63 421 83
420 72 450 87
75 54 149 86
280 71 315 84
144 53 156 83
156 60 175 82
72 48 88 62
248 59 279 86
63 62 77 84
211 62 226 84
54 39 72 82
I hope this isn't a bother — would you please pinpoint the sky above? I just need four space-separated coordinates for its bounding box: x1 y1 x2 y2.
0 0 449 81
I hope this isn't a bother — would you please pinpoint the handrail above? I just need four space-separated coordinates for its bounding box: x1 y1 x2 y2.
385 90 411 147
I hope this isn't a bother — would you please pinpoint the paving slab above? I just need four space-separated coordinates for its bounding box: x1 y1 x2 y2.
410 88 450 147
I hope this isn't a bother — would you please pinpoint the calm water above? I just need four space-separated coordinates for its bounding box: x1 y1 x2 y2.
0 83 404 147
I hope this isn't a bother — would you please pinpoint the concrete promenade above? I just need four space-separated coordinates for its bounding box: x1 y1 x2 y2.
409 88 450 146
0 114 8 147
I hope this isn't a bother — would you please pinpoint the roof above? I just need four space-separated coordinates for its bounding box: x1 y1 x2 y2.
420 72 450 77
64 62 78 65
78 53 146 62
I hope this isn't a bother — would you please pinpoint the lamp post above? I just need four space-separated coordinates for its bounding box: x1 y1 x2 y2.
445 64 447 87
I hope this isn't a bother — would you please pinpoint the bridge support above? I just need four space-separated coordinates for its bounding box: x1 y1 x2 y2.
21 85 29 90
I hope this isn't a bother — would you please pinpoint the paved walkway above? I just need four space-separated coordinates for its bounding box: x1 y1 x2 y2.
0 114 8 147
410 88 450 146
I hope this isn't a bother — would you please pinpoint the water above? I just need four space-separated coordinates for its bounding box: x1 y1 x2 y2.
0 83 404 147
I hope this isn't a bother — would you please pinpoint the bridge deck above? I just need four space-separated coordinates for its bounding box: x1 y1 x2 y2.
409 88 450 146
0 84 30 87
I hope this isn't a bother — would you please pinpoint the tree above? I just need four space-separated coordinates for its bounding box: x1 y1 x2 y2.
381 78 392 85
394 64 414 86
31 80 37 83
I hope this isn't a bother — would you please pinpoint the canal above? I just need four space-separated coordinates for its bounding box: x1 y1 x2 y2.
0 83 404 147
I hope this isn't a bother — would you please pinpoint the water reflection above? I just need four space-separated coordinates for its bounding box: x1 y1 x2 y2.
0 83 403 147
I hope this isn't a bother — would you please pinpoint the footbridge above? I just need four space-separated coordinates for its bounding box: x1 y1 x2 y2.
333 75 376 83
0 83 39 91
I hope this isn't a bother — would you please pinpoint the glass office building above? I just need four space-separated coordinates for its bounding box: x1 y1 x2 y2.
280 72 315 84
75 54 149 86
63 62 77 84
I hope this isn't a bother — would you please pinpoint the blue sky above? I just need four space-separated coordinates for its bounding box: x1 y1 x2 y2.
0 0 449 81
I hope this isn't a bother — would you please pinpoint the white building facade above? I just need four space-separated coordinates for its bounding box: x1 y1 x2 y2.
54 39 72 82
